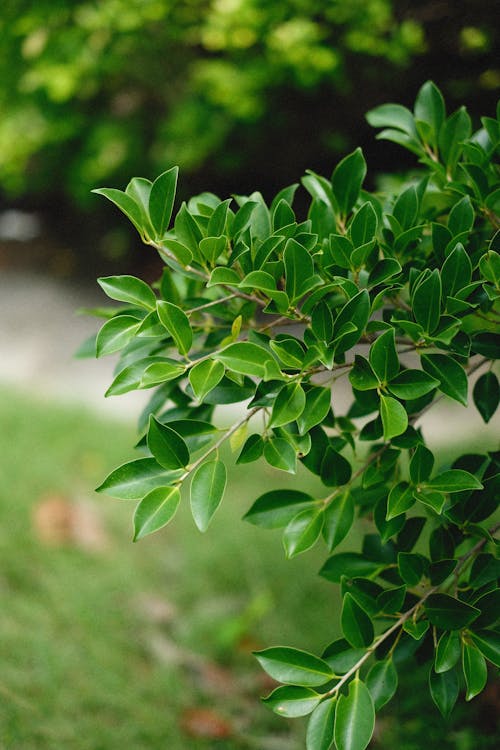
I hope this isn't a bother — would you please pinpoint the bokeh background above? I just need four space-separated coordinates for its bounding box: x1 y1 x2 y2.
0 1 499 747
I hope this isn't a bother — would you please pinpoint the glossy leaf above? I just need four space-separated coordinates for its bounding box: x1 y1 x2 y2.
366 658 398 710
331 148 367 217
189 359 225 401
190 459 227 532
254 647 334 687
380 394 408 441
424 594 480 629
96 457 179 500
334 678 374 750
429 667 459 718
435 631 461 673
244 489 316 529
387 369 439 399
96 315 140 357
133 486 181 541
270 383 306 428
473 371 499 423
341 594 374 648
283 508 324 558
322 490 354 551
306 697 337 750
98 275 156 310
369 328 399 384
147 416 190 470
263 686 321 718
149 166 178 237
421 354 468 406
462 642 487 701
157 300 192 355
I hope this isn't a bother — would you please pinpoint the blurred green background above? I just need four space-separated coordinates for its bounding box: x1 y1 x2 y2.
0 1 499 747
1 0 499 276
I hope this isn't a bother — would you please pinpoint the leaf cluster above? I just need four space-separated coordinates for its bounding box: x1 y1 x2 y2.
90 82 500 750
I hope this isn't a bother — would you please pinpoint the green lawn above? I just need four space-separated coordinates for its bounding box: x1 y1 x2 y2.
0 388 497 748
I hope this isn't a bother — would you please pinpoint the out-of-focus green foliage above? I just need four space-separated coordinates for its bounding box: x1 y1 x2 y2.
1 0 497 208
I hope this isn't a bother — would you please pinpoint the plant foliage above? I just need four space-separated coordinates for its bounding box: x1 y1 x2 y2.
90 83 500 749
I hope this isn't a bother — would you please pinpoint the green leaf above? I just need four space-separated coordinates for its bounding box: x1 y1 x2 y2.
435 631 461 673
190 459 226 532
283 508 324 558
424 594 480 629
133 486 181 541
393 185 419 231
387 369 439 399
157 300 192 355
199 236 226 265
322 490 354 551
341 594 374 648
189 359 225 402
216 342 282 380
409 444 434 484
421 354 468 406
320 447 352 487
366 658 398 710
412 269 441 334
462 642 487 701
334 677 375 750
297 387 332 435
448 196 474 237
473 371 499 423
264 437 297 473
237 433 264 465
96 458 179 499
147 416 189 470
270 337 304 368
284 238 314 302
92 188 146 236
441 243 472 298
320 553 384 583
312 301 334 342
207 267 241 287
97 275 156 310
149 166 178 237
469 630 500 668
377 585 406 614
244 489 316 529
349 355 379 391
332 290 370 356
306 698 337 750
239 271 289 312
380 394 408 441
439 107 472 171
426 469 483 493
174 202 202 256
331 148 367 217
366 103 416 136
429 667 459 718
480 250 500 287
414 81 445 147
263 686 321 718
254 647 334 687
398 552 425 585
403 619 429 641
207 199 231 236
96 315 140 357
349 202 378 248
369 329 399 384
270 383 306 428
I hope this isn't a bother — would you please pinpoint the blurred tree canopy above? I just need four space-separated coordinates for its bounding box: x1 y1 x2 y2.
0 0 498 241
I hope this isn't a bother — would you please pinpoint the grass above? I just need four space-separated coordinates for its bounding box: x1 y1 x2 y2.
0 387 497 749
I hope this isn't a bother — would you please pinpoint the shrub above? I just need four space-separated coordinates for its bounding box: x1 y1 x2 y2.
90 82 499 750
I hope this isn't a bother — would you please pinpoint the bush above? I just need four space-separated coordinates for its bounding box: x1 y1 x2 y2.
90 82 499 749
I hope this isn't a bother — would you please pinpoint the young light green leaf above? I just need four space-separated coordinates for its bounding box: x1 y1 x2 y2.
140 360 187 388
147 416 190 470
270 382 306 428
96 458 180 499
189 358 225 401
306 697 337 750
149 166 178 237
190 459 226 532
96 315 140 357
366 658 398 710
157 300 192 355
133 486 181 541
283 507 324 558
380 394 408 440
97 275 156 310
263 686 322 718
421 354 468 406
334 677 375 750
254 647 334 687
